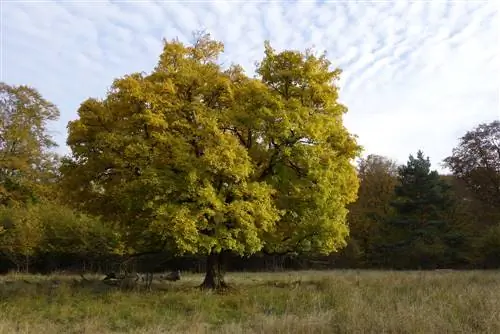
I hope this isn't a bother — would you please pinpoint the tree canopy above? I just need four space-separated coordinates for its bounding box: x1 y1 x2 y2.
0 82 60 206
382 151 455 268
60 33 361 288
347 154 398 265
444 121 500 218
0 45 498 275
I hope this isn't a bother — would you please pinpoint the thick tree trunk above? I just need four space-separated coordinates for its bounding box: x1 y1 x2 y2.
200 251 228 290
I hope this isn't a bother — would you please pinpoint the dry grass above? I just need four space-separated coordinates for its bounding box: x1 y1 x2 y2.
0 270 499 333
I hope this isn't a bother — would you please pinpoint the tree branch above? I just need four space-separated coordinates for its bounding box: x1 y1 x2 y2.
221 126 247 148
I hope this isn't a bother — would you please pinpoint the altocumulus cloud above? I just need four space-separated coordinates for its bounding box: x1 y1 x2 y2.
2 0 499 171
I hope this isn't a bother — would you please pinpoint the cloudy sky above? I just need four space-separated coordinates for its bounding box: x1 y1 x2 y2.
2 0 499 172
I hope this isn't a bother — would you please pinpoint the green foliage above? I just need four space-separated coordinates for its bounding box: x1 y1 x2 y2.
347 155 398 266
0 82 60 206
381 151 455 268
444 120 500 224
392 150 453 218
0 204 43 271
60 33 361 262
0 202 123 272
477 223 500 268
35 202 124 258
438 175 481 267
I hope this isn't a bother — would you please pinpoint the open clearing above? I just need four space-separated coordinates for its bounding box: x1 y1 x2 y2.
0 270 499 333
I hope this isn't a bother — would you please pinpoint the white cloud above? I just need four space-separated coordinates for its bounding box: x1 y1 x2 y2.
2 0 498 172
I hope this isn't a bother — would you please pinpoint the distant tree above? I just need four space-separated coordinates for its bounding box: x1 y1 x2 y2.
0 205 43 272
347 154 398 266
438 174 481 267
477 223 500 268
0 202 122 273
35 203 123 263
443 121 500 224
383 151 455 269
0 82 60 206
60 33 361 289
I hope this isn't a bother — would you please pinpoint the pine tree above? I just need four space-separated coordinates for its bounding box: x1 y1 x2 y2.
384 150 454 269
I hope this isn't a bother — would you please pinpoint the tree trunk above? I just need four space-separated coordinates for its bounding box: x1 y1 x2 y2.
200 251 227 290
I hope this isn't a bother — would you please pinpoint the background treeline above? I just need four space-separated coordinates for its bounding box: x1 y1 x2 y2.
1 148 499 273
1 38 499 275
1 84 498 273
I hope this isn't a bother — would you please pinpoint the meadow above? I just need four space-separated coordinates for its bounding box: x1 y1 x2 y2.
0 270 499 334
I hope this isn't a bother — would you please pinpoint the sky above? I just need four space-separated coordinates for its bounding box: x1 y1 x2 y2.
2 0 499 173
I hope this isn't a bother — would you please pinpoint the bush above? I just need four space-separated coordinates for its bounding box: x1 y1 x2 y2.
0 202 124 273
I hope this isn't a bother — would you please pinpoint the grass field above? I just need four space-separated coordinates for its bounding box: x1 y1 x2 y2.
0 270 499 333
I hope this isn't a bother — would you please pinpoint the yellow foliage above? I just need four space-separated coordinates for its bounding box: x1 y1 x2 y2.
61 33 361 258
